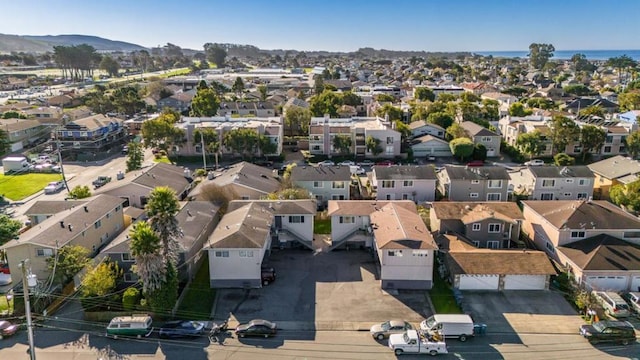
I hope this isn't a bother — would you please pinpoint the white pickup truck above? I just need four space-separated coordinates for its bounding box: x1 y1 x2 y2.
388 329 448 356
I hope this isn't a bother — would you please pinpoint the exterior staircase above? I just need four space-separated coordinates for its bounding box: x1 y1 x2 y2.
278 228 314 251
327 229 370 252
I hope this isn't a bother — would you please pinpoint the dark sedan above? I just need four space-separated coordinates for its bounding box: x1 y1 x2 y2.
158 320 205 338
235 319 277 338
0 320 19 338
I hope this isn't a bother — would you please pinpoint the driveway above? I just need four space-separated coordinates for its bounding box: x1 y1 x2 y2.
461 291 584 336
213 249 430 331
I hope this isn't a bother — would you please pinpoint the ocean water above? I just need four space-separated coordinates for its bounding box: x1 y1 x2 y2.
473 50 640 61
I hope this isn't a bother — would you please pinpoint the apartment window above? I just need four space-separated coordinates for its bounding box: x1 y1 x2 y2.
545 241 555 253
472 223 481 231
488 180 502 188
412 251 428 257
541 193 554 200
565 179 574 183
573 145 582 153
312 145 321 151
386 145 394 155
472 241 480 247
313 181 323 188
487 241 500 249
623 231 640 238
563 193 572 197
241 196 250 200
481 137 492 142
332 195 345 200
339 216 355 224
239 250 254 257
121 253 134 262
382 180 395 188
402 194 410 200
36 248 53 257
124 272 139 283
215 251 229 257
195 144 202 153
570 231 585 239
487 193 501 201
332 181 345 189
577 193 588 199
542 179 555 187
471 180 480 184
578 179 588 186
488 223 501 233
605 135 613 143
388 250 403 257
403 180 414 187
288 216 304 223
94 220 101 229
603 146 612 153
386 136 394 144
469 192 479 198
311 135 321 141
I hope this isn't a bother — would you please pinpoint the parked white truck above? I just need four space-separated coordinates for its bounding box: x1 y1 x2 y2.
2 156 30 174
420 314 475 341
388 330 448 356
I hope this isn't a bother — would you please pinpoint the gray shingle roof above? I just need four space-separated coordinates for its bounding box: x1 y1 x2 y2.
444 165 510 180
206 202 273 249
227 199 316 214
373 165 437 180
131 163 192 194
24 200 88 216
208 162 280 194
587 155 640 180
557 234 640 271
461 121 499 137
522 200 640 230
291 165 351 181
527 166 594 178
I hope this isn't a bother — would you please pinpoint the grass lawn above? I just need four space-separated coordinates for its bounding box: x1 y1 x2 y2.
0 173 63 201
0 295 13 315
175 260 216 320
429 272 462 314
314 218 331 234
154 156 172 164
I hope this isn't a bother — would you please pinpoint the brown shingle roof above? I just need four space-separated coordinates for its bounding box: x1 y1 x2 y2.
522 200 640 230
557 234 640 271
446 250 556 275
432 202 523 223
327 200 416 216
24 200 88 216
206 202 272 249
370 203 436 250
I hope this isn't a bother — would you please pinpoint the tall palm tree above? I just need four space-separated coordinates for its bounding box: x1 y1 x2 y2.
129 222 165 293
145 187 183 265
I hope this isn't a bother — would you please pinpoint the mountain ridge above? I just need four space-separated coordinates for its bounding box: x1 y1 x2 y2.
0 33 148 53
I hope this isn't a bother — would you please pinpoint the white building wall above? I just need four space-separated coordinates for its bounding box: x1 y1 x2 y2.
282 214 314 240
208 248 263 281
379 249 433 281
331 215 369 242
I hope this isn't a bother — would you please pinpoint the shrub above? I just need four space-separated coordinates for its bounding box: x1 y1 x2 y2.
122 287 140 311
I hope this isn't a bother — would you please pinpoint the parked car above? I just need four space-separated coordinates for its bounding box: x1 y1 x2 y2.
426 156 437 162
44 181 64 194
158 320 205 338
234 319 277 338
0 320 19 338
338 160 356 166
261 267 276 286
122 145 128 154
0 273 11 286
623 292 640 314
593 291 631 318
370 320 413 340
353 166 366 175
524 159 545 166
358 160 375 167
466 160 484 167
580 320 636 345
106 315 153 339
0 263 10 274
92 176 112 189
375 160 394 166
317 160 335 166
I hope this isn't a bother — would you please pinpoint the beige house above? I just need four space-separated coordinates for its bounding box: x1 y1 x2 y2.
587 155 640 200
1 195 125 284
460 121 501 157
190 161 281 201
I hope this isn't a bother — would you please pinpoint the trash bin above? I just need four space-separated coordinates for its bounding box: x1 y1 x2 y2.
474 324 487 335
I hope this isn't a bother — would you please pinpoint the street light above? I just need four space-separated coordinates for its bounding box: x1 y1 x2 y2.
18 260 37 360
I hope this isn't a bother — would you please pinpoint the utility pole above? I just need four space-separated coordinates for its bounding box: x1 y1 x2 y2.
19 260 36 360
201 130 207 170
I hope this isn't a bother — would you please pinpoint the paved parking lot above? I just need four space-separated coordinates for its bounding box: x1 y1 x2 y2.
213 248 430 331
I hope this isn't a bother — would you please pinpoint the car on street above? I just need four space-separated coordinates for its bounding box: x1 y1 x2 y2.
623 292 640 314
466 160 484 167
92 176 112 189
235 319 277 338
338 160 356 166
580 320 636 345
524 159 545 166
44 181 65 194
261 267 276 286
0 273 11 286
317 160 335 166
594 291 631 318
158 320 205 338
0 263 9 274
375 160 394 166
0 320 19 338
370 320 414 340
358 160 375 167
353 166 366 175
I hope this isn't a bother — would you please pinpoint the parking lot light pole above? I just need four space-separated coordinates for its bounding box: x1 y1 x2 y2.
19 260 36 360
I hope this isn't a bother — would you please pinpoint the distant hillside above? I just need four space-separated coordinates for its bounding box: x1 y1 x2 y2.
0 34 147 53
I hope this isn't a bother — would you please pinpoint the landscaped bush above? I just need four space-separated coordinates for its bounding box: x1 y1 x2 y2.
122 287 141 311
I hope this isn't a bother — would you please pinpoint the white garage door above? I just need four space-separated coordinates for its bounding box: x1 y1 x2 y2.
503 275 547 290
586 276 628 291
630 276 640 292
486 148 496 157
459 275 499 290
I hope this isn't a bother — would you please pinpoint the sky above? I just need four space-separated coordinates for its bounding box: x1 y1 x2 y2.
2 0 640 52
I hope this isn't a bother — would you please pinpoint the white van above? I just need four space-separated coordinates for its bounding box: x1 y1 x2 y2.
419 314 474 341
106 314 153 339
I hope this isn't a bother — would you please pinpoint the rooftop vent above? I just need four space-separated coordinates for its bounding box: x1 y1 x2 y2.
68 224 73 232
84 206 88 212
60 221 65 228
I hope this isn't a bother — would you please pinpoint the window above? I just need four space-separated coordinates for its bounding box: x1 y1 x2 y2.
540 193 554 200
386 136 394 144
402 193 410 200
471 180 480 184
570 231 585 239
124 272 139 283
469 192 479 198
382 180 395 188
573 145 582 153
388 250 403 257
36 248 53 257
488 223 501 233
472 223 481 231
605 135 613 143
239 250 254 257
603 146 612 153
121 253 133 262
488 180 502 188
195 144 202 153
578 179 588 186
106 212 111 219
413 251 428 257
577 193 588 199
403 180 414 187
386 145 394 155
115 205 121 212
487 241 500 249
312 145 321 151
288 216 304 223
542 179 555 187
94 220 101 229
565 179 574 183
487 193 501 201
339 216 355 224
563 192 572 197
545 241 555 253
313 181 323 188
332 181 345 189
332 195 345 200
472 241 480 247
241 195 250 200
482 136 492 142
623 231 640 239
215 251 229 257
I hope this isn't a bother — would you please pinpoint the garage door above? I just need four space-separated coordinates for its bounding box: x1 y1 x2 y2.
631 276 640 292
486 148 496 157
459 275 499 290
503 275 547 290
586 276 628 291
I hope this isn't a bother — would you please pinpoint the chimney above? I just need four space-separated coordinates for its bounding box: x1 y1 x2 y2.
84 206 88 212
60 221 65 228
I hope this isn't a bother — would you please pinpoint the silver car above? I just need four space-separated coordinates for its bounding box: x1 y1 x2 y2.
370 320 413 340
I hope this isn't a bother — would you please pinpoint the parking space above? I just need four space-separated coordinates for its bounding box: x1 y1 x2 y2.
461 291 584 336
213 249 430 330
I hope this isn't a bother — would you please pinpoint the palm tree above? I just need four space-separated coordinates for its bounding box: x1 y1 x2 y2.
145 186 183 265
129 222 165 293
207 139 221 170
